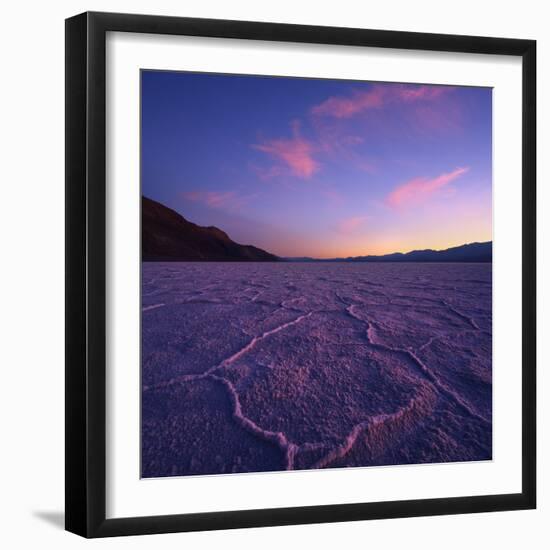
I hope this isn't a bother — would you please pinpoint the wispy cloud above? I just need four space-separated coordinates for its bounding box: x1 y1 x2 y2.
252 121 319 179
312 87 385 118
249 163 285 181
311 84 452 119
386 166 469 208
253 119 370 181
394 85 449 102
413 103 461 132
181 190 254 211
320 188 345 205
310 116 374 173
252 84 455 184
335 215 368 235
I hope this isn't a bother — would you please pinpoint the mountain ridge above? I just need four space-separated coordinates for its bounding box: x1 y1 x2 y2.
142 196 279 262
285 241 492 263
142 196 491 263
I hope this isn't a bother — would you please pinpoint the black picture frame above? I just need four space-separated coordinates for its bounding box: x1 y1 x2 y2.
65 11 536 538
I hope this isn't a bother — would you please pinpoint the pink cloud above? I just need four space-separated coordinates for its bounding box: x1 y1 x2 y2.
309 117 375 174
336 216 368 235
320 188 345 205
386 166 469 208
181 190 253 211
413 103 461 132
312 87 385 118
393 85 449 102
311 84 451 119
253 122 319 179
253 114 375 182
249 163 284 181
314 124 365 155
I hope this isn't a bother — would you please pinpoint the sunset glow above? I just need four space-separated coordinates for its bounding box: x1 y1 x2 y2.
142 72 492 258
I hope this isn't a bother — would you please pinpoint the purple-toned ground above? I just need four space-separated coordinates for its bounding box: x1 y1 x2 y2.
141 262 492 478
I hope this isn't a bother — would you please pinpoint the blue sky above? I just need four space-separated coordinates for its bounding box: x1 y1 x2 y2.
142 70 492 258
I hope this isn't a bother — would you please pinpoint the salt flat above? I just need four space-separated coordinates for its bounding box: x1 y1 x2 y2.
141 262 492 478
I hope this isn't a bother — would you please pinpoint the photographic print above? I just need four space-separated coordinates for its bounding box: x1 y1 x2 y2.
140 70 493 479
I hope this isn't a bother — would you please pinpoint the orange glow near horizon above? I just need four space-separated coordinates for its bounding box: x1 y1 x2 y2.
142 72 493 260
308 234 493 260
263 205 493 259
272 234 492 259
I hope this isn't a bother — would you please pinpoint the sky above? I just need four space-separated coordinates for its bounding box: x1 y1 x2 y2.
142 70 492 259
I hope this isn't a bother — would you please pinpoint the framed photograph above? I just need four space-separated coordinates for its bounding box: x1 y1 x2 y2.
65 11 536 538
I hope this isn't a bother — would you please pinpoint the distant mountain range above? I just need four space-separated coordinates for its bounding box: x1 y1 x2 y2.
142 196 279 261
287 241 492 263
142 196 491 263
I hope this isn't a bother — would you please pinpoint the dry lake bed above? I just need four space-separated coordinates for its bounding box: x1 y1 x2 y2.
141 262 492 478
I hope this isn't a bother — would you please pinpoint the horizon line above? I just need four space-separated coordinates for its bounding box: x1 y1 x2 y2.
282 240 493 261
142 196 491 261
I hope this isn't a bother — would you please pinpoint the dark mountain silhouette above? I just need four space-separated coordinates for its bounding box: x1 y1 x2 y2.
142 196 279 262
285 241 492 263
346 241 492 262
